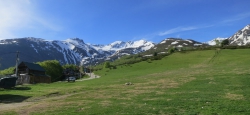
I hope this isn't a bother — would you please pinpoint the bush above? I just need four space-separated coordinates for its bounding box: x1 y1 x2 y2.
153 52 158 56
221 39 229 46
103 62 111 69
168 48 175 54
37 60 63 82
0 67 15 75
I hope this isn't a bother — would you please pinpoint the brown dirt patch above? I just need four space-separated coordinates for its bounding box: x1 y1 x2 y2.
99 100 112 107
225 93 244 100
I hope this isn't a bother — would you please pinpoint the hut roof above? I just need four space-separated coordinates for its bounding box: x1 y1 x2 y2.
20 62 45 71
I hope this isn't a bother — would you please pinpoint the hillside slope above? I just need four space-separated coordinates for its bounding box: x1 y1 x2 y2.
1 48 250 114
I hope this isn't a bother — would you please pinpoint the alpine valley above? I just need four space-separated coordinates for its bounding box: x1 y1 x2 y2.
0 24 249 70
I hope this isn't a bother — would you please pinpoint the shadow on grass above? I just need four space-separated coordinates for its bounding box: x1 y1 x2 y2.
12 86 31 90
0 94 31 104
0 86 32 103
0 86 31 91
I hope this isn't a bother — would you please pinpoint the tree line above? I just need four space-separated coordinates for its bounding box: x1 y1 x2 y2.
0 60 83 82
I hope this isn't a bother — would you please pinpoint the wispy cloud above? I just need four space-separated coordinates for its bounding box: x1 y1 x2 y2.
0 0 31 39
222 12 250 23
158 26 198 36
0 0 62 39
133 24 214 43
158 24 215 36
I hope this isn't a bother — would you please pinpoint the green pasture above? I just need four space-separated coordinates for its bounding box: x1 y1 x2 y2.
1 49 250 115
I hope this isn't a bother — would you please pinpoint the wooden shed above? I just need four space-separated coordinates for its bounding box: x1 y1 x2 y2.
16 62 51 84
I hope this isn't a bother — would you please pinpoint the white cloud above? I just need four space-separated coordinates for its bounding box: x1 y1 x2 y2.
158 24 215 36
0 0 31 39
222 12 250 23
0 0 62 39
32 17 62 32
158 26 198 36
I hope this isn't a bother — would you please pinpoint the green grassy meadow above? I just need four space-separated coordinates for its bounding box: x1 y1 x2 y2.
1 49 250 115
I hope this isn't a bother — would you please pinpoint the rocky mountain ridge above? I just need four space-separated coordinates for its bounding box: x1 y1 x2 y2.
207 24 250 46
206 37 227 46
228 24 250 45
0 38 154 70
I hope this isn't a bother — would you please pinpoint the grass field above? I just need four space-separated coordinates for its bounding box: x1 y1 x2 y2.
1 49 250 115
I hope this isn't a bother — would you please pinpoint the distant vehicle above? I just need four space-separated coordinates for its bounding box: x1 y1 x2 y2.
66 77 76 82
0 76 18 89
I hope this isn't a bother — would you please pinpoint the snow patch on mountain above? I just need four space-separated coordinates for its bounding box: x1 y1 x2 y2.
206 37 227 45
228 24 250 45
171 41 178 45
186 40 193 43
183 43 188 45
160 40 166 44
177 45 183 47
0 39 18 44
130 40 146 47
91 40 154 52
30 44 38 53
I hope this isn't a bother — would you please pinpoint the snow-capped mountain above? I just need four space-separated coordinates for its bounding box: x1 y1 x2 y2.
0 37 154 70
91 40 154 52
88 40 154 61
206 37 227 45
228 24 250 45
157 38 207 48
139 38 209 56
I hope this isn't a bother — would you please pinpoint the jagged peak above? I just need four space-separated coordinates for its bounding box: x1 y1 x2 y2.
168 38 183 40
12 37 45 41
133 39 148 43
65 38 85 43
206 37 227 45
162 38 194 42
131 40 152 46
227 24 250 45
110 41 125 46
243 24 250 30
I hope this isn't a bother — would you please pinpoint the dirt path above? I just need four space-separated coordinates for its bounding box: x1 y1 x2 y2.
0 92 84 115
0 102 33 111
77 72 100 81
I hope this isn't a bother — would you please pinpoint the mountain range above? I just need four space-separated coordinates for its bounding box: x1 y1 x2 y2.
0 24 249 70
0 38 154 70
207 24 250 45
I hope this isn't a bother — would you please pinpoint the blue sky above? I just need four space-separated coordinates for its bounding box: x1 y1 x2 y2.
0 0 249 44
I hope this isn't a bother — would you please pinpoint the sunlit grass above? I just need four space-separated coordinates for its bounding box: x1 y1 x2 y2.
1 49 250 114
